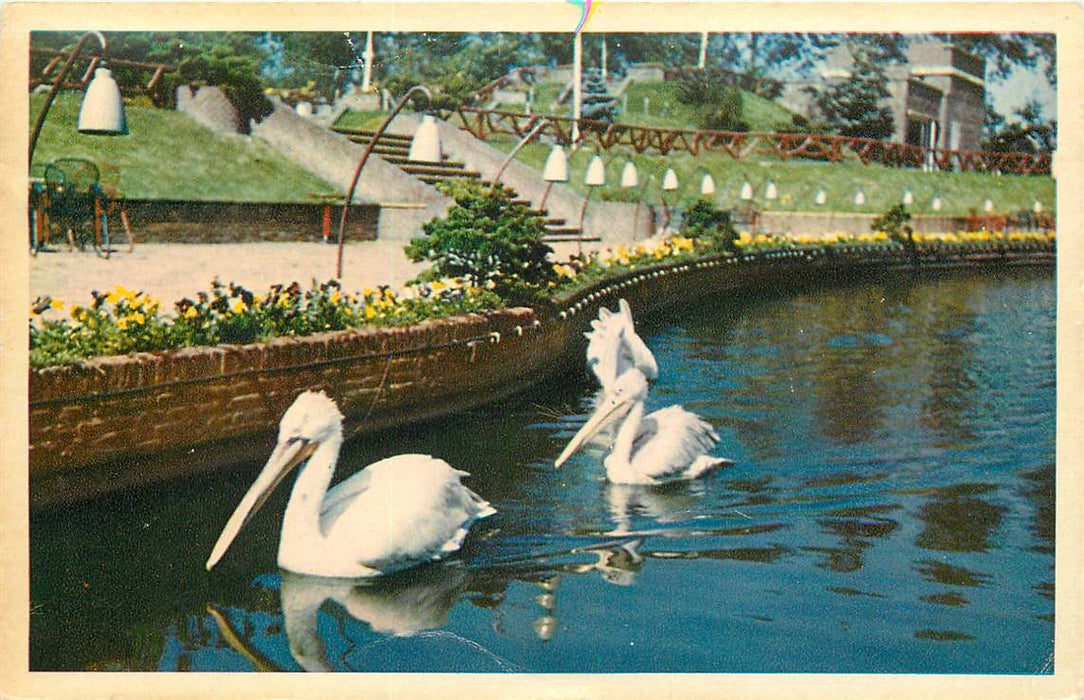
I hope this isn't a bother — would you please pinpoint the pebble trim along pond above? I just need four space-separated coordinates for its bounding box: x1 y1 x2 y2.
28 238 1055 506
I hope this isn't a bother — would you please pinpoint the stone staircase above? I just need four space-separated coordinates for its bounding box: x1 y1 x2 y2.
333 125 595 243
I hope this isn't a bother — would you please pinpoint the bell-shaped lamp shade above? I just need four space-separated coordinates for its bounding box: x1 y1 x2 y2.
700 173 715 196
620 161 638 188
765 181 778 200
983 198 994 213
932 195 943 212
815 188 827 205
543 145 569 183
903 189 914 205
408 115 442 163
77 68 128 136
854 189 866 206
585 155 606 186
1033 200 1043 214
740 180 754 201
662 167 678 192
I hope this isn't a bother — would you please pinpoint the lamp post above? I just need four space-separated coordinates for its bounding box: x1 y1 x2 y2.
620 160 643 233
29 31 128 168
578 153 606 256
660 167 679 232
539 143 570 211
700 172 716 197
494 117 552 185
764 180 778 205
336 85 431 279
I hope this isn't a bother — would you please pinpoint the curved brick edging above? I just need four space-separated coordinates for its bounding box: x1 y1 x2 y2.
28 243 1055 507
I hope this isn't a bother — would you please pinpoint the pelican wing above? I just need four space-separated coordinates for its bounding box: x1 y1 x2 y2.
322 455 494 574
585 307 626 389
631 405 722 482
319 467 374 534
617 299 658 380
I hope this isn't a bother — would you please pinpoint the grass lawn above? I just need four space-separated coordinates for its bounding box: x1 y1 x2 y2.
332 109 392 132
30 92 340 202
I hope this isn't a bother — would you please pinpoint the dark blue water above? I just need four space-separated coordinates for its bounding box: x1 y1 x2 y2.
30 268 1055 673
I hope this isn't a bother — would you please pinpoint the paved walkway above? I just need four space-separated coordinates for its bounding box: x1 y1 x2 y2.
28 239 601 308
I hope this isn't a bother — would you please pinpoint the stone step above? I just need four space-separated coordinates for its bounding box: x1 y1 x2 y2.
333 128 415 146
347 141 414 157
544 225 586 236
543 232 600 243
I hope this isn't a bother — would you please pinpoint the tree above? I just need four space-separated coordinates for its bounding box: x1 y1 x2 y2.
935 32 1056 84
406 180 555 303
811 40 896 140
983 100 1056 153
580 68 617 122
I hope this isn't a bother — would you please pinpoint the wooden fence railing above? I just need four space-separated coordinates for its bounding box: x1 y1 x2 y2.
444 106 1052 177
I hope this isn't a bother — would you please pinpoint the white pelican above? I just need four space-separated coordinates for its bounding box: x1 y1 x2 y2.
585 299 658 392
206 391 495 578
555 369 733 484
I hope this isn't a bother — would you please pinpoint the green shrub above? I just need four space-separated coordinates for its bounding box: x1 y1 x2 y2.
406 180 556 304
681 199 738 250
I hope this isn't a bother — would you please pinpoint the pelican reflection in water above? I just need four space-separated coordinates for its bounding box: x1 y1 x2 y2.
206 391 495 578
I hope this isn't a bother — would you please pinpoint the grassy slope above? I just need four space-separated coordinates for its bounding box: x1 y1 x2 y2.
30 93 339 202
622 80 797 132
509 140 1054 217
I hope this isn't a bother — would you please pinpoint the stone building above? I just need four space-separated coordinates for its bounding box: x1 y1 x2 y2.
780 42 986 152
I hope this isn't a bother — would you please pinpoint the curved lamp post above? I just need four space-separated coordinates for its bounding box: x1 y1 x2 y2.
538 143 569 211
699 172 716 197
660 167 679 232
620 160 644 234
577 153 606 256
494 117 553 185
336 85 431 279
29 31 128 168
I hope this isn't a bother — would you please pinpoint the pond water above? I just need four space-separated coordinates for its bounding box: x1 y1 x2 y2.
30 267 1055 674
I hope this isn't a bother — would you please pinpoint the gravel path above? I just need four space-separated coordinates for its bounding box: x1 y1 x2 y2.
28 239 599 308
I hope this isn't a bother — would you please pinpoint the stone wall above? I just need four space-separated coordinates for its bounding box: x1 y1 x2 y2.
757 211 968 237
30 307 568 504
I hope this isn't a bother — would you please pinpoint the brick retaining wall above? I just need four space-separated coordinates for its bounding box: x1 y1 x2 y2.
122 199 379 243
28 244 1054 507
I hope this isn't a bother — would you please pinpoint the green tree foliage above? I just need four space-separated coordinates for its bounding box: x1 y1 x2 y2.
277 32 358 98
812 40 896 140
983 100 1056 153
580 68 617 122
936 32 1056 84
674 69 749 131
406 180 556 303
